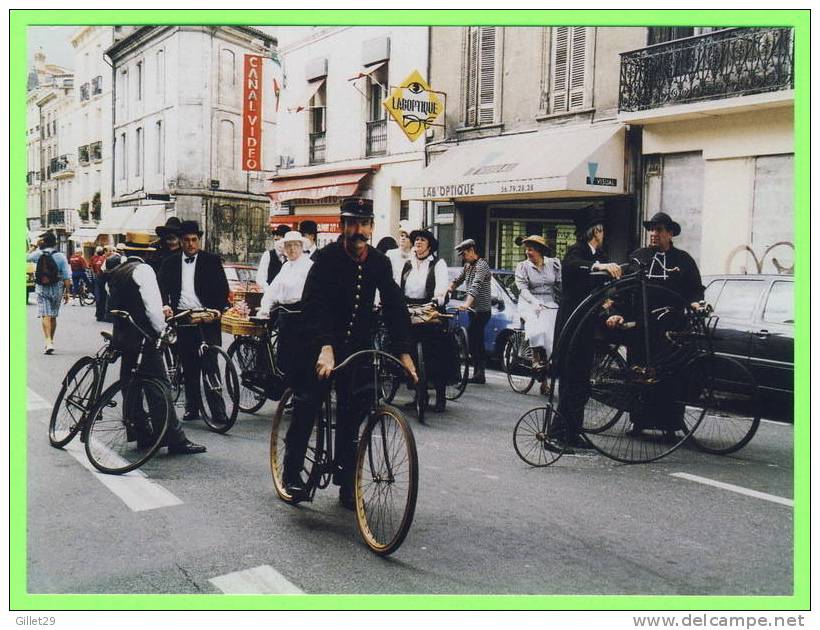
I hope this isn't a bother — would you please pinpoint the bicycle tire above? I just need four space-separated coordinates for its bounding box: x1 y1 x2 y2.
503 333 536 395
355 404 418 556
49 356 99 448
513 404 567 467
199 346 239 433
445 326 469 401
688 355 761 455
84 378 169 474
582 344 629 435
373 328 399 404
227 337 267 414
414 341 428 424
162 345 184 406
568 281 705 463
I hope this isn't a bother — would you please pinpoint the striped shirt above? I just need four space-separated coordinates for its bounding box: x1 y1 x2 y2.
452 257 492 313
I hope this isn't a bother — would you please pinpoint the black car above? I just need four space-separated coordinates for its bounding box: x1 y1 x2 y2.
703 274 794 421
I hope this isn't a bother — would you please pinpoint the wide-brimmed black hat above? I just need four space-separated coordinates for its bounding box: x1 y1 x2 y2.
409 228 438 253
272 224 290 237
155 216 182 238
574 208 607 235
340 197 374 218
298 220 318 236
178 220 203 237
643 212 681 237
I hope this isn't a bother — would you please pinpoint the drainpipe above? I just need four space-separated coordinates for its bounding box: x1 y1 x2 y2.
102 43 116 217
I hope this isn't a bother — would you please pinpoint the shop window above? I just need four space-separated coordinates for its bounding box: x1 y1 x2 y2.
548 26 594 114
465 26 501 126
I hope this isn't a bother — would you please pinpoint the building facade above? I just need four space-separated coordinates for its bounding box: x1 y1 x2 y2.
269 26 428 245
104 25 277 260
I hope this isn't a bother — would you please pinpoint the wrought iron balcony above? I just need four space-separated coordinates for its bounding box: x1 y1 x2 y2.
366 119 387 156
309 131 326 165
46 209 68 227
619 27 794 112
49 155 74 179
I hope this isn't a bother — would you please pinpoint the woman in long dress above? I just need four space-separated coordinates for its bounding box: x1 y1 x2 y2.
514 235 561 369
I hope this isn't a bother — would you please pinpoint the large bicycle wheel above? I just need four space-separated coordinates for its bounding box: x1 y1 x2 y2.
414 341 428 424
513 404 568 467
503 332 536 395
199 346 239 433
567 280 704 463
445 326 469 401
688 355 761 454
227 337 267 414
84 378 169 474
270 388 325 503
355 404 418 556
49 356 99 448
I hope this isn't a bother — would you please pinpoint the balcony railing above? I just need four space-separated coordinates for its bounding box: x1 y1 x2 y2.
49 155 73 178
619 27 794 112
366 119 387 156
46 209 68 227
309 131 326 164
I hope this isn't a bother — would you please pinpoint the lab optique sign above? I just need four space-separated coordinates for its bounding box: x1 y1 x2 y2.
384 70 444 142
242 55 263 171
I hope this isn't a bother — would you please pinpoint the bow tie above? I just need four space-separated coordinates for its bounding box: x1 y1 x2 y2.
185 256 196 264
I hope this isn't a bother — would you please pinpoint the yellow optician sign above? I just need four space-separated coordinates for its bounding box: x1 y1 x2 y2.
383 70 444 142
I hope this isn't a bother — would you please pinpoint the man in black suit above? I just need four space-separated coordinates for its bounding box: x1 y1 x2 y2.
159 221 230 423
554 209 622 451
298 220 319 260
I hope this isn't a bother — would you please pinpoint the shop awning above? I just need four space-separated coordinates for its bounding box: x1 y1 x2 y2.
97 205 166 235
69 227 101 243
266 170 371 204
286 78 325 114
347 61 387 96
403 124 626 202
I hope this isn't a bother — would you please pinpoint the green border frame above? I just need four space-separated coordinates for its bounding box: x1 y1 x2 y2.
10 8 810 612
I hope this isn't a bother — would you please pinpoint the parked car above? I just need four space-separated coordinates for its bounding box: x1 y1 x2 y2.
703 274 794 421
224 263 263 308
447 267 520 360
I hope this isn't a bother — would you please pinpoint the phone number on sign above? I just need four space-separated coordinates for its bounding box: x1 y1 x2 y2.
499 183 534 193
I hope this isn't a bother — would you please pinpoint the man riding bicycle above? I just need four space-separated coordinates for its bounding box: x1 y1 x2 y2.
282 197 417 509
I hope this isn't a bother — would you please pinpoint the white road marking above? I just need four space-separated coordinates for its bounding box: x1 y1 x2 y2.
761 418 792 427
209 565 304 594
484 474 499 480
28 388 52 411
671 472 793 507
467 467 484 473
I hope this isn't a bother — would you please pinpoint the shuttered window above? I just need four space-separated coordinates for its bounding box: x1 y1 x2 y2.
549 26 593 113
465 27 500 126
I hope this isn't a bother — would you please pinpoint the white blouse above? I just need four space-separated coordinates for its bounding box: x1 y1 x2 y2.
258 255 313 316
403 254 449 304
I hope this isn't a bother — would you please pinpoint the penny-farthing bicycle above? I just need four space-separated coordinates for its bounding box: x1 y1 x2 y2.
513 260 760 466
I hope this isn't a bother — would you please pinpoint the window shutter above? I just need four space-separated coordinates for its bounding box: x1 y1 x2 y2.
550 27 569 113
465 27 479 126
477 27 496 125
568 27 587 110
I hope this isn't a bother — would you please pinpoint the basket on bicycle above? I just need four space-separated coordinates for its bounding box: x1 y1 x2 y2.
407 303 446 326
221 311 265 336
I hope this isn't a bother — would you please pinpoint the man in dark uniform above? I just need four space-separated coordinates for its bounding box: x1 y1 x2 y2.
158 221 231 423
605 212 705 435
282 197 417 509
107 236 206 455
554 209 622 450
150 217 182 273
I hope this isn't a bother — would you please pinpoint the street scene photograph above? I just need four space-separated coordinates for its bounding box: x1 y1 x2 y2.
17 12 803 611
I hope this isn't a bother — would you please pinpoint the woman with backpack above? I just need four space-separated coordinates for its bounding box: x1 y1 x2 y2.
26 232 71 354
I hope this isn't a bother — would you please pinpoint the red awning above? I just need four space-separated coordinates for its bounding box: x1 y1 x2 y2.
266 170 371 204
269 214 342 234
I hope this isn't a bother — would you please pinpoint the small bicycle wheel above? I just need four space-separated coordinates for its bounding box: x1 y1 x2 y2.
445 326 469 401
503 332 536 395
688 355 761 454
49 356 98 448
84 378 169 474
199 346 239 433
414 341 428 424
513 404 567 467
227 337 267 414
355 404 418 556
582 343 629 435
270 388 324 503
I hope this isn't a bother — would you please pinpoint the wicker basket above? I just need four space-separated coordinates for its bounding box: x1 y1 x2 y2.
221 312 265 336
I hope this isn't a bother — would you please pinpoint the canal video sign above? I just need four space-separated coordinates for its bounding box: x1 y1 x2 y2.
383 70 444 142
242 54 263 171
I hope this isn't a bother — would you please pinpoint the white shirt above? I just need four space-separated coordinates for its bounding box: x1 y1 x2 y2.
131 260 167 336
403 254 448 304
255 246 287 288
258 255 313 317
387 247 413 284
304 243 317 259
177 252 203 309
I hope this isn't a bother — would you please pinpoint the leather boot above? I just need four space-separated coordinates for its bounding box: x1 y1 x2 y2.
468 364 485 385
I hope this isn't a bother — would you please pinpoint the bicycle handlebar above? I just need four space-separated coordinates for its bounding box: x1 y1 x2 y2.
331 349 406 374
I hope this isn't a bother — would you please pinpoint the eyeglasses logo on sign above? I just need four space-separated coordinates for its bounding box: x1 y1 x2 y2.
383 70 444 142
586 161 617 187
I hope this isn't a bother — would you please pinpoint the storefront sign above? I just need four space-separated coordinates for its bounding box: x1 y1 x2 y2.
384 70 444 142
242 55 263 171
585 161 617 187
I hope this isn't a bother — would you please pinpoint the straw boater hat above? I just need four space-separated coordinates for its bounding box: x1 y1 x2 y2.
521 235 549 253
122 232 156 252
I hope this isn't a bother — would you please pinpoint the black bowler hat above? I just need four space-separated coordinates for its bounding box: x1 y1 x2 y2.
340 197 374 218
156 216 182 238
298 220 318 236
179 220 203 237
409 228 438 253
574 208 607 235
273 224 290 237
643 212 681 237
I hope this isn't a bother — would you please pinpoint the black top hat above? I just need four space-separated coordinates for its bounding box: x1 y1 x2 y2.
178 220 203 237
643 212 681 237
340 197 374 218
273 224 290 237
574 208 607 236
156 216 182 238
298 220 318 236
409 228 438 253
